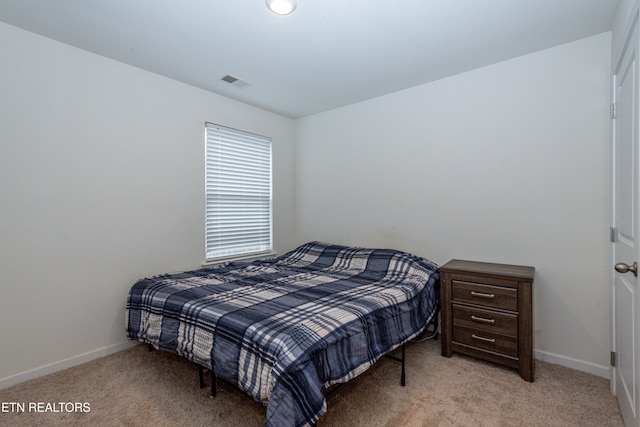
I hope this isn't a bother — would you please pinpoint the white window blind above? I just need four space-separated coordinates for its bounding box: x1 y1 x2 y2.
205 123 272 261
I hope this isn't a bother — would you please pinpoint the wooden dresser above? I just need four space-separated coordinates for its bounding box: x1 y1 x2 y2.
440 259 535 382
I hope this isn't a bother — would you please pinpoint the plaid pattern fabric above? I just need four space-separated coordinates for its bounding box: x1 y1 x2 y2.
126 242 440 427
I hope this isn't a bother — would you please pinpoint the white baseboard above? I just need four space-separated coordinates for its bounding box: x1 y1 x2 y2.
0 341 138 390
535 349 611 379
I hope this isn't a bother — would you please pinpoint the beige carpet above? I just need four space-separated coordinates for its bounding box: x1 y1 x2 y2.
0 335 624 427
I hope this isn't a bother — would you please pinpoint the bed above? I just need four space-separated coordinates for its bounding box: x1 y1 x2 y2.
126 241 440 427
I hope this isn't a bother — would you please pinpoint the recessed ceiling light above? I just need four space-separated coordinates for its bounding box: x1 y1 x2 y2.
266 0 297 15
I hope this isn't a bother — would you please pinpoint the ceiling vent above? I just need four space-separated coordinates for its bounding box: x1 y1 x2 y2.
220 74 251 89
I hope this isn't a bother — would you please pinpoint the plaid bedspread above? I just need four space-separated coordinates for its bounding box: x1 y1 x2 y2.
126 241 439 427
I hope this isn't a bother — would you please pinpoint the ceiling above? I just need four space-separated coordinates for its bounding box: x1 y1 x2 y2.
0 0 620 118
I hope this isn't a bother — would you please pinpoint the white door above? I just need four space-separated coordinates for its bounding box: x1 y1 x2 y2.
612 16 640 427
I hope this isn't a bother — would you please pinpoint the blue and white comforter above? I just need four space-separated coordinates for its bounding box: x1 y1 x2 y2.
126 241 439 427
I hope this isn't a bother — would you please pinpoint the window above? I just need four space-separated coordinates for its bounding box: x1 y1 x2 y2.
205 123 272 261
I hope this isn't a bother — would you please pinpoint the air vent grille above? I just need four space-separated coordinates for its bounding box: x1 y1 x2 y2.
220 74 251 88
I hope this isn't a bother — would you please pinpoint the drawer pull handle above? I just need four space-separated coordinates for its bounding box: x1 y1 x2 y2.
470 291 495 299
472 334 496 343
471 315 495 324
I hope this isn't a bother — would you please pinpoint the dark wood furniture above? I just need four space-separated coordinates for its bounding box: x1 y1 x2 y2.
440 259 535 382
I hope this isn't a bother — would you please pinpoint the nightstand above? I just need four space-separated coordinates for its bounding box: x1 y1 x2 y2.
440 259 535 382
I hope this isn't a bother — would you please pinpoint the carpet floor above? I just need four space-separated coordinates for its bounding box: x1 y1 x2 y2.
0 335 624 426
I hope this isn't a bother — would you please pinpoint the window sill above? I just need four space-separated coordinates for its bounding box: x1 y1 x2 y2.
202 251 277 267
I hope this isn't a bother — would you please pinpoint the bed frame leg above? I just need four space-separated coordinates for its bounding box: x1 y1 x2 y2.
384 343 408 386
433 309 439 340
211 370 217 398
198 365 216 398
400 343 406 387
198 366 205 389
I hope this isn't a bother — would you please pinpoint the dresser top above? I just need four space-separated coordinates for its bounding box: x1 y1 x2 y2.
439 259 535 281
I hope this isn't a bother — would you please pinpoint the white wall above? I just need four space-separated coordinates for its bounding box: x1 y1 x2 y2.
0 22 296 385
295 33 612 374
0 19 615 384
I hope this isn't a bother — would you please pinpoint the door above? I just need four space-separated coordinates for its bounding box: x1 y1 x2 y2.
612 16 640 427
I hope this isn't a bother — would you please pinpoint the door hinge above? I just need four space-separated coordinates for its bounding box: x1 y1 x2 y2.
611 227 618 242
611 103 617 119
611 351 617 367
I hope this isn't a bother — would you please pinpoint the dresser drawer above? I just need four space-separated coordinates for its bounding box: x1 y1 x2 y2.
452 304 517 336
452 280 517 311
453 325 518 357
